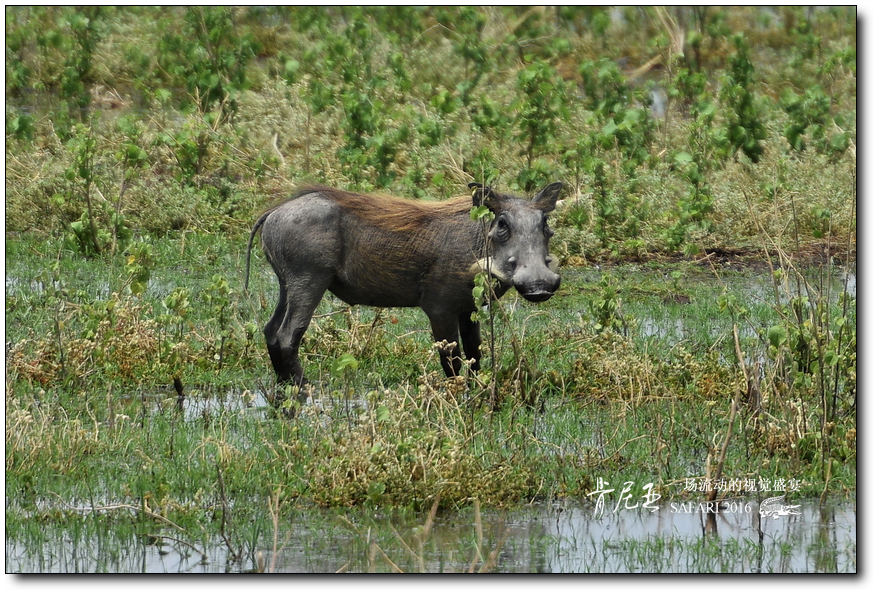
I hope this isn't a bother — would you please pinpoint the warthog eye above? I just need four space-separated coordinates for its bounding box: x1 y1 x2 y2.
494 217 510 242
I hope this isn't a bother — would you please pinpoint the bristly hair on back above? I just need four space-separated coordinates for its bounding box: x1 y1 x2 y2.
290 184 472 233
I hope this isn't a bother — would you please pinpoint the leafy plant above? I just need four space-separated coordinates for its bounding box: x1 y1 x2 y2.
59 7 105 112
781 85 850 159
59 115 132 257
124 242 153 296
578 58 632 117
781 85 829 152
567 59 655 251
6 113 36 142
5 8 33 96
157 7 259 116
471 94 512 142
154 115 213 186
202 274 234 369
586 274 628 335
337 87 410 189
295 16 411 189
513 59 568 180
665 151 714 253
440 7 492 105
465 148 501 189
720 34 767 163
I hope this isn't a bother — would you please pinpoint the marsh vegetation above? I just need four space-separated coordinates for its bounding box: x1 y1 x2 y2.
5 6 855 572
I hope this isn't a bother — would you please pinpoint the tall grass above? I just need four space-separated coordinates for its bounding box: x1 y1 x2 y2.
5 231 855 515
5 6 855 568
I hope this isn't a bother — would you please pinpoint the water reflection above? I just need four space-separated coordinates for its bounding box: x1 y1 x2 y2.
539 500 855 573
6 499 855 573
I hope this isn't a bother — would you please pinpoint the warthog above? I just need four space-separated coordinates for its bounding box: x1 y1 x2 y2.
245 182 562 389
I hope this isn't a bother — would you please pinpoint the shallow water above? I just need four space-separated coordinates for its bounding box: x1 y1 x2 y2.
5 260 856 574
5 498 854 573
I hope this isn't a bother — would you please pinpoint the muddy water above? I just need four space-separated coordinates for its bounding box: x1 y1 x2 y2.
6 498 855 573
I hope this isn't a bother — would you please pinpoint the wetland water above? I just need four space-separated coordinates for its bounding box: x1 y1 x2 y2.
5 385 856 573
6 498 855 573
5 262 855 573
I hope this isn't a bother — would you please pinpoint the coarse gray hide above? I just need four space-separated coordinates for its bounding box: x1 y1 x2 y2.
245 182 562 396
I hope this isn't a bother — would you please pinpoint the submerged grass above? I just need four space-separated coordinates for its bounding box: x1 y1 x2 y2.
4 7 856 572
6 492 855 573
5 232 856 532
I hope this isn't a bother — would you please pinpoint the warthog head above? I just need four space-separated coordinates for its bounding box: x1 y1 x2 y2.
469 182 562 302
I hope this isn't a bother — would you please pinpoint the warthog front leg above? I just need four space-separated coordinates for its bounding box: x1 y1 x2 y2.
426 311 464 377
458 312 482 372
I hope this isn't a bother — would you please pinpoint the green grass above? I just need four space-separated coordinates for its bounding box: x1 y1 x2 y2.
4 6 856 572
5 233 856 519
5 7 856 256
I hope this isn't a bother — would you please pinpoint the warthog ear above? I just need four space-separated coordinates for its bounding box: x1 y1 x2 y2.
532 182 563 213
469 182 504 213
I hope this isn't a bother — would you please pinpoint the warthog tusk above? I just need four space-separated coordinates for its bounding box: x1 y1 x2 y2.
469 258 511 284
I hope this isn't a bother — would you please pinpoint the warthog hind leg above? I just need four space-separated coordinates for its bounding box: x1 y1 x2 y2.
264 275 331 387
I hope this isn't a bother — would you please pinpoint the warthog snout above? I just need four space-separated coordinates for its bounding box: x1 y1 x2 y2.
517 277 561 302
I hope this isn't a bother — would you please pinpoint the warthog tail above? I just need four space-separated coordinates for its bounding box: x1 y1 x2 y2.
244 211 272 291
